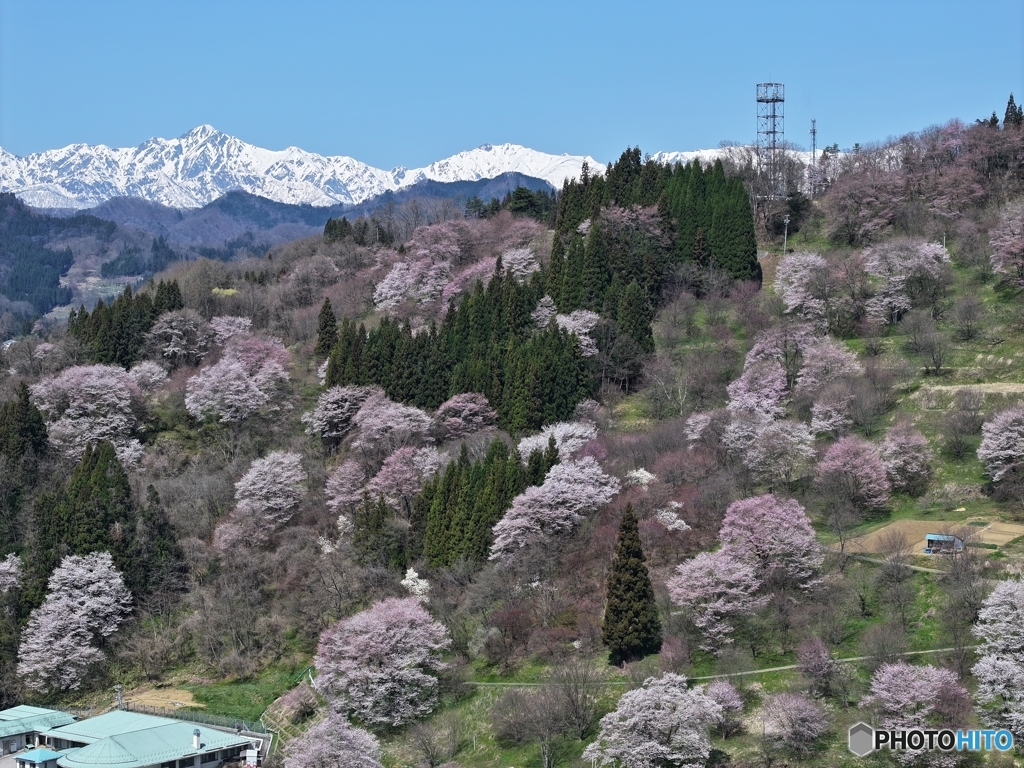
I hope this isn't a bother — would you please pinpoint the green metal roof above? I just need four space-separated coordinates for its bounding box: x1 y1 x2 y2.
0 707 76 739
52 711 253 768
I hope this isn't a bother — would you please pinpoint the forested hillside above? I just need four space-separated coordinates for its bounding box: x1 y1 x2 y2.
2 100 1024 768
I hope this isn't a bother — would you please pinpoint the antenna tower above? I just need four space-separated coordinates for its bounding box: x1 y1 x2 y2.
809 118 817 195
756 82 785 199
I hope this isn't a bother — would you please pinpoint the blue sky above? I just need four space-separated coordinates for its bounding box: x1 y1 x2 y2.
1 0 1021 169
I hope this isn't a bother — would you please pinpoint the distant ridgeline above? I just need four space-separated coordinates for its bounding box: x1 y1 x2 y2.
325 148 759 431
0 193 115 314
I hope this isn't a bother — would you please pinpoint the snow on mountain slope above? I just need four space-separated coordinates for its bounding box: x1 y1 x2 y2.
0 127 605 210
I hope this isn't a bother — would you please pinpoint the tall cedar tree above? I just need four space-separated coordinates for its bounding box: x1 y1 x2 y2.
602 504 662 665
315 298 338 358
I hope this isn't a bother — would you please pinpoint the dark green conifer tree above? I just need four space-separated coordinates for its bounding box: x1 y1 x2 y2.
315 298 338 358
602 504 662 665
0 382 47 458
1005 93 1024 128
617 281 655 354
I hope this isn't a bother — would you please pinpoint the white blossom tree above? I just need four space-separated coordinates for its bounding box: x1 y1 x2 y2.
972 578 1024 738
314 597 451 727
185 334 290 423
582 673 721 768
215 452 307 549
17 552 132 692
978 404 1024 481
490 457 620 562
302 386 381 445
517 421 598 460
284 713 383 768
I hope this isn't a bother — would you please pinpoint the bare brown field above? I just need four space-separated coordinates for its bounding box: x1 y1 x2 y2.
843 519 1024 555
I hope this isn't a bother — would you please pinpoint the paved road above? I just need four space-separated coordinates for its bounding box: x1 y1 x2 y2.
461 646 977 687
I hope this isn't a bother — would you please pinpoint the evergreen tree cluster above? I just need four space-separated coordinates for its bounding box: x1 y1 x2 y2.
27 442 183 608
67 280 183 368
465 186 557 224
324 267 591 431
555 149 760 283
412 438 557 567
324 215 396 246
100 237 179 278
1005 93 1024 130
0 383 47 461
0 193 118 314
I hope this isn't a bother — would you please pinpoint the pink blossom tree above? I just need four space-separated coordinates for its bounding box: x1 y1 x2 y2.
774 252 828 326
972 579 1024 738
314 597 451 727
990 200 1024 284
880 422 933 496
794 337 862 397
756 693 829 755
706 680 744 737
17 552 132 692
284 713 382 768
325 459 367 516
815 436 891 510
744 323 815 388
719 494 823 591
863 662 970 764
809 382 854 437
351 391 434 466
489 457 620 562
30 364 144 464
185 334 290 423
863 239 951 325
582 673 720 768
441 257 497 306
978 404 1024 481
366 446 443 517
209 315 253 343
215 452 306 549
434 392 497 439
727 360 788 418
667 551 767 652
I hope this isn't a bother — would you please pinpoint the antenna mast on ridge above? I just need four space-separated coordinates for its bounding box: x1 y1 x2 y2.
756 83 785 199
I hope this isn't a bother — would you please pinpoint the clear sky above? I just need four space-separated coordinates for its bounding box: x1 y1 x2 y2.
1 0 1021 169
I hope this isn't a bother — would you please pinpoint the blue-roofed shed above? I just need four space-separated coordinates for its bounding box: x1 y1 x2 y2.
16 747 63 768
924 533 965 554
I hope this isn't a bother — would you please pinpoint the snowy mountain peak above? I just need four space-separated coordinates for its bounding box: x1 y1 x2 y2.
0 129 605 210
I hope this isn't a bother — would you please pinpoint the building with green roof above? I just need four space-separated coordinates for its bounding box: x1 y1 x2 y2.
15 747 63 768
36 710 259 768
0 706 76 755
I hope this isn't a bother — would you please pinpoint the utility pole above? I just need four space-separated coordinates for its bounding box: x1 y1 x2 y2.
782 215 790 255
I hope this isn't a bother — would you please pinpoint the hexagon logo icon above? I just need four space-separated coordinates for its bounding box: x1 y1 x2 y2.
848 722 874 757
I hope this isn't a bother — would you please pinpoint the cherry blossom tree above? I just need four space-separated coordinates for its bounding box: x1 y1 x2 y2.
374 257 452 309
351 391 434 464
756 693 829 755
434 392 496 439
185 335 290 423
744 323 814 388
314 597 451 727
128 360 168 392
146 309 212 368
490 457 620 562
30 364 144 464
727 360 788 418
742 419 815 489
555 310 600 356
978 404 1024 481
794 337 862 397
972 578 1024 738
706 680 744 737
366 447 443 517
326 459 367 516
441 257 497 306
284 713 383 768
501 247 539 282
209 315 253 343
582 673 720 768
517 421 597 460
531 295 558 328
667 551 767 652
303 386 381 445
863 239 951 325
774 252 828 324
809 382 855 437
990 200 1024 284
815 436 890 510
215 452 306 549
796 637 842 697
880 422 933 496
863 662 970 765
0 553 21 594
719 495 823 591
18 552 132 692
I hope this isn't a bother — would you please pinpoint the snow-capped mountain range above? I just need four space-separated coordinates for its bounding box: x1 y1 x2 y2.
0 126 609 210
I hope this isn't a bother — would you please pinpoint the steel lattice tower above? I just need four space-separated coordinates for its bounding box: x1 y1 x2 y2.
756 83 785 199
